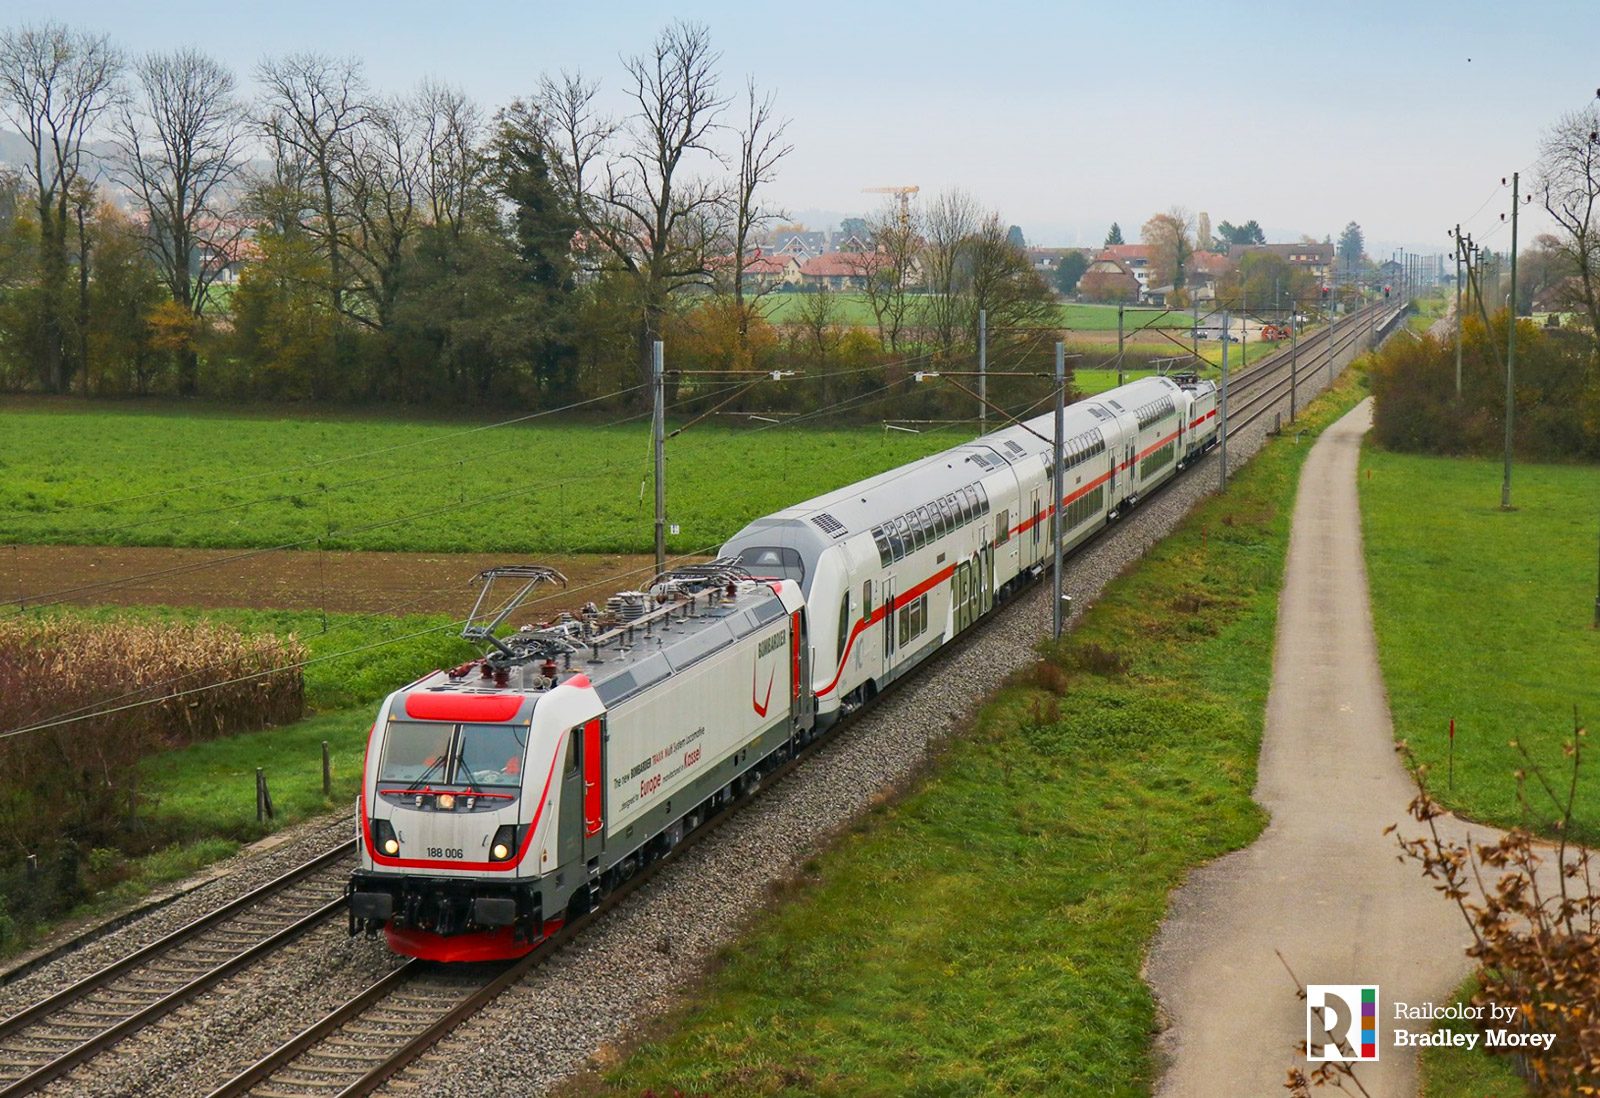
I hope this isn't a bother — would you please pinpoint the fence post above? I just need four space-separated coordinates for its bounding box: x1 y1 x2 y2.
322 741 332 798
256 768 275 822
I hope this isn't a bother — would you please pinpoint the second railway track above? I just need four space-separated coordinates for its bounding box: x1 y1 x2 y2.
0 841 355 1097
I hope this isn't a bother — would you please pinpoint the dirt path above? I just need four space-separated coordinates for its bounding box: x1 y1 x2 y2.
2 544 675 618
1145 400 1484 1095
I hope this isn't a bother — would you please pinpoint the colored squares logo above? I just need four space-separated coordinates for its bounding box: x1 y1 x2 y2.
1307 984 1380 1062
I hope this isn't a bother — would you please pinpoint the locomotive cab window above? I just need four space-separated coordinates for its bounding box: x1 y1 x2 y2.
378 721 455 785
456 723 530 787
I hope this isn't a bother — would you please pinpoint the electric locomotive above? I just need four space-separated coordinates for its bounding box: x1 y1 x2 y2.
348 562 808 960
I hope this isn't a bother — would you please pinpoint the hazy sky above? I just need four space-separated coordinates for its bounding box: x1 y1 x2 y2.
15 0 1597 257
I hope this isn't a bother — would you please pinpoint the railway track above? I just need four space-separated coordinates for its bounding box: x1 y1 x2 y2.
203 299 1407 1098
1224 302 1401 434
0 840 355 1097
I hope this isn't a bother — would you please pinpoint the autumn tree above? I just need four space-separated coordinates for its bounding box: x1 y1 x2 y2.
1141 207 1194 291
115 47 249 395
0 23 122 392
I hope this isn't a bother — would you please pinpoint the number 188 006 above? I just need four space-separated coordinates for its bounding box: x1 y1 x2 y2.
426 847 464 859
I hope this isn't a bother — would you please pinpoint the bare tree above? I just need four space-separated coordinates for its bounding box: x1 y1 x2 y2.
115 47 249 395
1538 105 1600 340
855 201 920 354
967 212 1055 347
0 22 122 392
339 94 426 335
538 21 730 399
415 80 484 237
257 53 368 325
729 79 791 356
918 188 980 358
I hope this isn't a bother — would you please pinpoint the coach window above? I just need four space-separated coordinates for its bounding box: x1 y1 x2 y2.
932 500 949 538
996 508 1010 544
862 580 873 616
892 515 911 561
872 527 893 568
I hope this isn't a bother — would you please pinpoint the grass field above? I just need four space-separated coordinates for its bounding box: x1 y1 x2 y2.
574 364 1374 1095
1359 449 1600 838
0 408 956 555
758 292 1195 331
1419 978 1533 1097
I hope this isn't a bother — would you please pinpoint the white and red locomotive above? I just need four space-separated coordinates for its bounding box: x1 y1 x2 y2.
348 374 1218 960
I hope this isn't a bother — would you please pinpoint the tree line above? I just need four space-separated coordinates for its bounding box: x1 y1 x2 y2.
0 21 1055 416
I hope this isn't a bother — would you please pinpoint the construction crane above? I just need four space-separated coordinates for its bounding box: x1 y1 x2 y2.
862 185 919 228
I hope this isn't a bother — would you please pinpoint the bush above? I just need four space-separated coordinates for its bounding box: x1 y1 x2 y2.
1369 314 1600 460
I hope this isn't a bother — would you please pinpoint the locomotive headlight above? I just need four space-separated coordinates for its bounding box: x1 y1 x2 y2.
372 817 401 858
488 824 521 862
437 793 456 811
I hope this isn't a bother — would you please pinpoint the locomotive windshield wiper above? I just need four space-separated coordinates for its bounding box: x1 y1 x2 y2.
405 753 450 792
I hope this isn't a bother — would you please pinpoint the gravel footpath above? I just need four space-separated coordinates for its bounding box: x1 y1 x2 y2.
5 326 1374 1098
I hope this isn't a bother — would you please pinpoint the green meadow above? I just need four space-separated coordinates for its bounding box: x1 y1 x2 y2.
1359 449 1600 837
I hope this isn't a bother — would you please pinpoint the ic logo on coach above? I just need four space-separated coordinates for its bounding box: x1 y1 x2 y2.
1307 985 1379 1062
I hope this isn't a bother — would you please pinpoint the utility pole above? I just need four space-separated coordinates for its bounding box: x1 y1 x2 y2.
1327 285 1337 387
653 340 666 574
1191 295 1199 362
978 309 987 434
1454 225 1463 397
1289 303 1298 422
1502 172 1519 511
1116 304 1125 386
1239 290 1247 369
1052 342 1066 640
1219 309 1230 489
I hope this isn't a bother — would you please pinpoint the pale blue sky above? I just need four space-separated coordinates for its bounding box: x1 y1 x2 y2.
14 0 1596 256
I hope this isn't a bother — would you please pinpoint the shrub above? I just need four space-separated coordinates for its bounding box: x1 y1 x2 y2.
1369 315 1600 460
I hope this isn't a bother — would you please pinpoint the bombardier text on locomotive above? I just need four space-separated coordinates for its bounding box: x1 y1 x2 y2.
348 373 1217 961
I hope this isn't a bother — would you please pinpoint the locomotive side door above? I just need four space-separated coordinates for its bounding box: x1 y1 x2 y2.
581 717 605 862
